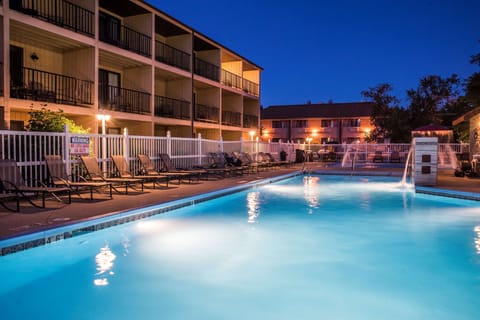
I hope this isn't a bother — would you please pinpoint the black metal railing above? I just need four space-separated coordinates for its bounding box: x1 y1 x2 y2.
222 110 241 127
98 85 151 114
99 21 151 57
10 67 93 105
243 114 259 128
194 57 219 82
221 69 242 89
243 79 260 96
9 0 94 37
195 104 219 123
155 41 190 71
154 95 190 120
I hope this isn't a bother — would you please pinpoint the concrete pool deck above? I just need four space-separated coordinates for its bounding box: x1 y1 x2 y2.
0 162 479 243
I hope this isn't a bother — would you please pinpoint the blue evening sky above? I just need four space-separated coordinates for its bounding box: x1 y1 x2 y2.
147 0 480 107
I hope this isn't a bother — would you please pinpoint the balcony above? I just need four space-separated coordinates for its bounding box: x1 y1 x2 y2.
154 95 190 120
195 104 219 123
99 85 150 114
221 70 242 90
10 67 93 105
243 79 260 97
243 114 258 128
222 110 241 127
9 0 94 37
155 41 190 71
194 58 219 82
99 18 151 57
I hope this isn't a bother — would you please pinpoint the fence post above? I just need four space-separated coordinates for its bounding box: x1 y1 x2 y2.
218 136 223 152
197 133 202 166
64 124 71 176
166 130 172 157
123 128 129 160
239 136 244 153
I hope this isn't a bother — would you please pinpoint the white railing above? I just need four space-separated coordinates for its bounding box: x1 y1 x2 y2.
0 129 470 186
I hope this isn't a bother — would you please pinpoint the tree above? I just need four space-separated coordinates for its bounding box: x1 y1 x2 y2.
406 75 461 130
464 49 480 106
361 83 410 142
26 105 89 133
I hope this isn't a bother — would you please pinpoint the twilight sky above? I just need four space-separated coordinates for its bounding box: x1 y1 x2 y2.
147 0 480 107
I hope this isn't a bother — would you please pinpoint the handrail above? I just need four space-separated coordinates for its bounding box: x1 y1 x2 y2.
9 0 94 37
155 41 190 71
194 57 219 82
154 95 190 120
10 67 93 105
99 85 151 114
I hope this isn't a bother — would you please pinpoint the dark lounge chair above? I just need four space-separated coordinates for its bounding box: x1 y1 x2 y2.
0 159 71 208
80 155 143 194
0 193 20 212
138 154 194 183
44 155 113 200
110 155 170 188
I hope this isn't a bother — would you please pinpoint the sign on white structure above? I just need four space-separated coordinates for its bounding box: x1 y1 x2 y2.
70 136 90 155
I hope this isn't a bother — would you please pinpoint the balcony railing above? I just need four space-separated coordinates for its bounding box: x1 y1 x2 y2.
195 104 219 123
154 95 190 120
243 114 258 128
194 57 219 82
155 41 190 71
99 85 150 114
243 79 260 97
10 67 93 105
222 110 241 127
9 0 94 37
221 69 242 89
99 21 151 57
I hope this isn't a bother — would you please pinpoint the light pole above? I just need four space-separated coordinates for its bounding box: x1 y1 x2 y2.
97 114 111 173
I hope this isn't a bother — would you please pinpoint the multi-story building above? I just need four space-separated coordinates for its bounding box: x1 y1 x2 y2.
0 0 261 140
260 102 374 144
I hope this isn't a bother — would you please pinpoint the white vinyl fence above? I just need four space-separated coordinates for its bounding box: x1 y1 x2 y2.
0 129 469 187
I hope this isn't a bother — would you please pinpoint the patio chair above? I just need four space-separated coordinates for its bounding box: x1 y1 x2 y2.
159 153 214 181
44 155 113 200
80 156 143 194
138 154 195 184
0 193 20 212
110 155 170 188
0 159 71 208
265 152 290 166
373 151 384 163
390 151 401 163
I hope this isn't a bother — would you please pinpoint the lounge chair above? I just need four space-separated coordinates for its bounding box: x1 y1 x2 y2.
138 154 195 183
265 152 290 166
390 151 401 163
207 152 244 176
159 153 226 181
44 155 113 200
80 156 143 194
110 155 170 188
0 193 20 212
373 151 384 163
0 159 71 208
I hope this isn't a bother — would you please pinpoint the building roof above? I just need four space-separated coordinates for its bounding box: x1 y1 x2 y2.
261 102 374 120
412 124 451 132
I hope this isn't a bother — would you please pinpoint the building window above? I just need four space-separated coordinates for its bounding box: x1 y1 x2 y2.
321 120 331 127
343 119 361 127
292 120 307 128
10 120 25 131
272 120 289 128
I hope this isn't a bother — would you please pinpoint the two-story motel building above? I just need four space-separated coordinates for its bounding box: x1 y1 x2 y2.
0 0 261 140
260 102 375 144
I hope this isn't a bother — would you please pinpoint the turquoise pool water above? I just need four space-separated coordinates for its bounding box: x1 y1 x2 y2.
1 175 480 320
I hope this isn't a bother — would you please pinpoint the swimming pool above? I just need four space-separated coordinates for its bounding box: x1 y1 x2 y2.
1 175 479 320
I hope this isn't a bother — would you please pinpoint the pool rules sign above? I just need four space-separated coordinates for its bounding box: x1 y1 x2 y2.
70 136 90 155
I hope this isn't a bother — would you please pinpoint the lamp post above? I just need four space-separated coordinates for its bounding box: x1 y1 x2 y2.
97 114 111 173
